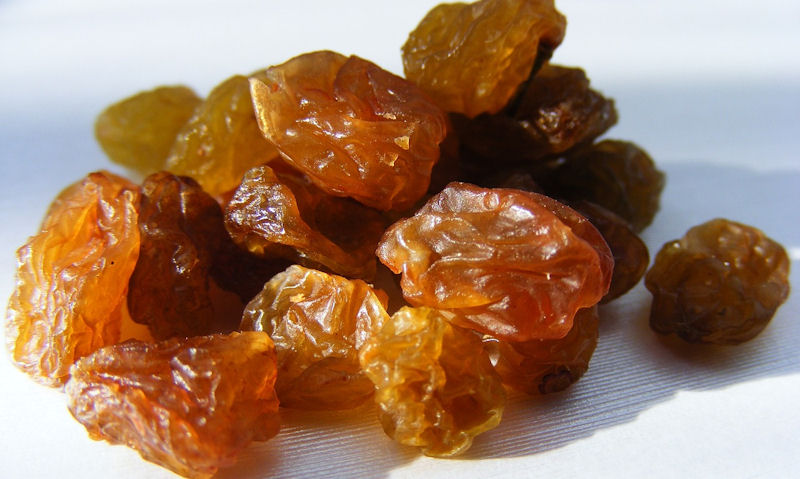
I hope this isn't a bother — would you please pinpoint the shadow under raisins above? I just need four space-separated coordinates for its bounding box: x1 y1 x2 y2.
457 161 800 460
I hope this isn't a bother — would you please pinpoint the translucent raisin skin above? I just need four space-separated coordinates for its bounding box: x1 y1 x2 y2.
250 51 447 211
377 182 612 342
128 172 243 340
66 332 280 479
543 140 665 232
5 171 140 386
645 219 790 345
451 64 617 162
572 201 650 303
225 164 385 279
241 265 389 410
166 75 279 197
403 0 566 117
359 306 505 457
488 306 598 395
95 86 201 176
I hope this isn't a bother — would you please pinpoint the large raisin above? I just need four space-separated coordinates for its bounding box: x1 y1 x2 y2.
240 265 389 410
542 140 665 232
225 164 385 279
165 75 279 197
645 219 790 345
377 182 612 342
359 306 505 457
250 51 447 211
128 172 244 340
95 86 201 176
451 64 617 163
403 0 566 117
5 171 140 386
66 332 280 479
488 306 599 394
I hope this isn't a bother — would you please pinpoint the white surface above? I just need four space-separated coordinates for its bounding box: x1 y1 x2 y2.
1 1 799 478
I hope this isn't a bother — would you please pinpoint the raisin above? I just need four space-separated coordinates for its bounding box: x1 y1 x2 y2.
165 75 279 197
645 219 790 345
66 332 280 479
225 164 385 279
5 171 140 386
250 51 447 211
572 201 650 303
128 172 244 340
240 265 390 410
542 140 665 232
95 86 201 176
488 306 599 395
403 0 566 117
377 182 612 342
359 306 505 457
451 64 617 163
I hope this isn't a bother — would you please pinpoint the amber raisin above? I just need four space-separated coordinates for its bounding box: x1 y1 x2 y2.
377 182 612 342
250 51 447 211
451 64 617 163
66 332 280 479
403 0 566 117
225 164 385 279
240 265 389 410
488 306 598 394
95 86 201 176
165 75 279 197
5 171 140 386
645 219 790 345
359 306 505 456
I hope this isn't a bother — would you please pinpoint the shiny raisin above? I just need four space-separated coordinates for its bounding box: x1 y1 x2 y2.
5 171 140 386
359 306 505 457
645 218 790 345
66 332 280 479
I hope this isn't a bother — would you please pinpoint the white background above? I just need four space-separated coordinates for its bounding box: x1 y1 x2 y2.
1 1 799 478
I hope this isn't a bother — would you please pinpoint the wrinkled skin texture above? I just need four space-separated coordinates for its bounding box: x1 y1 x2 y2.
5 171 140 387
451 64 617 162
359 306 505 457
166 75 279 197
645 219 790 345
377 182 612 342
225 164 385 279
488 306 598 394
95 86 202 176
241 265 390 410
250 51 447 211
543 140 665 232
572 201 649 303
66 332 280 479
403 0 566 117
128 172 246 340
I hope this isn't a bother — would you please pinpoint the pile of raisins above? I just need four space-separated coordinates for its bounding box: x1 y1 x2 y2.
4 0 790 477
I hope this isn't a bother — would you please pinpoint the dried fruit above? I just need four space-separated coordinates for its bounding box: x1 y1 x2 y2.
645 218 790 345
225 164 385 279
165 75 279 197
488 306 599 394
451 64 617 162
377 182 612 342
5 171 140 386
359 306 505 456
572 201 649 303
250 51 447 211
95 86 202 176
403 0 566 117
241 265 389 409
66 332 280 479
128 172 243 340
542 140 665 232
